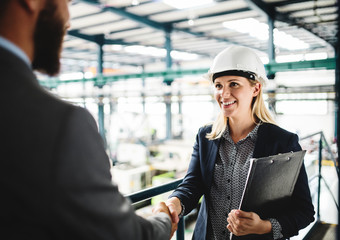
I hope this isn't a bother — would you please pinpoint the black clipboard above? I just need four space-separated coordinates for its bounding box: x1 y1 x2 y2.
238 150 306 212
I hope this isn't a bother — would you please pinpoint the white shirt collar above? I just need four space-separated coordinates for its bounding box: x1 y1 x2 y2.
0 36 31 67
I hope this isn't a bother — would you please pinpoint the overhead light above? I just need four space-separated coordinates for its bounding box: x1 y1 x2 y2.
131 0 140 6
304 52 327 60
223 18 268 41
163 0 214 9
223 18 309 50
171 51 199 60
125 45 166 57
273 29 309 50
188 19 195 26
276 54 304 63
123 45 199 61
59 72 84 81
187 10 197 26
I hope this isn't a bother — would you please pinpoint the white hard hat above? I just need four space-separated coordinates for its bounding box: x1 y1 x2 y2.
207 45 268 84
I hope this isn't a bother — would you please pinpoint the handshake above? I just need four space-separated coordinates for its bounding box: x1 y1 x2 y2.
152 197 182 239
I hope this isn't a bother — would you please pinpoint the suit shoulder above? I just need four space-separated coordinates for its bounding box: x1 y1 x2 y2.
198 123 213 135
31 87 94 129
259 123 298 141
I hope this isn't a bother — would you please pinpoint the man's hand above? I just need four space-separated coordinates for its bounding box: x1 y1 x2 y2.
226 209 272 236
152 202 178 238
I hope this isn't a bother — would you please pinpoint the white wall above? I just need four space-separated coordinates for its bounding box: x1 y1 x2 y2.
276 113 335 143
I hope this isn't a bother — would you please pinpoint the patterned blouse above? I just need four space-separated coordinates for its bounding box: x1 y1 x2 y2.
207 124 283 239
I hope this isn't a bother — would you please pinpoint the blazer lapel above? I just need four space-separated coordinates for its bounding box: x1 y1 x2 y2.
253 123 269 158
205 137 221 189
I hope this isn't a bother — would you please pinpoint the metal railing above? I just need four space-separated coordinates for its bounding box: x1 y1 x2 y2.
126 178 185 240
125 131 338 240
300 132 339 239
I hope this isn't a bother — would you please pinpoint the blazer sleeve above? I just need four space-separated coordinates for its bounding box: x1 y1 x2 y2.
273 133 315 239
50 106 171 240
169 127 207 215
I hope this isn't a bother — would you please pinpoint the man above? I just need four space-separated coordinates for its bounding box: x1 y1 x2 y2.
0 0 176 239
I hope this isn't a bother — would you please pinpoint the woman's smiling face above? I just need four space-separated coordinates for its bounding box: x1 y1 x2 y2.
213 75 260 120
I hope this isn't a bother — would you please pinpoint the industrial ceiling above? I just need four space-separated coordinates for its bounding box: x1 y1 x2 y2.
60 0 338 75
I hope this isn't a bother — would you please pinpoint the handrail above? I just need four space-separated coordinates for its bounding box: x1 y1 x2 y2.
300 131 323 140
125 178 185 240
300 131 339 239
308 174 339 212
320 132 339 175
124 131 337 240
126 178 183 204
320 175 339 211
300 131 339 177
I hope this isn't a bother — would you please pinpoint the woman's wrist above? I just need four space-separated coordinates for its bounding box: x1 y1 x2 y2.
259 219 272 235
178 201 185 218
166 197 182 215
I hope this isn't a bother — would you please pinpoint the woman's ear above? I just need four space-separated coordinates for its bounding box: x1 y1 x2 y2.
253 82 261 97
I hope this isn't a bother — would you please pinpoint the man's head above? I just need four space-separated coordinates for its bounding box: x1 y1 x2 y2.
0 1 11 16
0 0 70 76
32 0 70 76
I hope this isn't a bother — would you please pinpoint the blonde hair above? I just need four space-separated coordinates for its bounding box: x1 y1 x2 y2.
206 78 276 140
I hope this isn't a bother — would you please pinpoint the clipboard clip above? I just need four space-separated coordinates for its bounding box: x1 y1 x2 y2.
278 151 294 161
287 151 294 160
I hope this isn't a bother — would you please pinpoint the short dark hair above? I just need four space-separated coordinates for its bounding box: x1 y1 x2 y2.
0 0 11 16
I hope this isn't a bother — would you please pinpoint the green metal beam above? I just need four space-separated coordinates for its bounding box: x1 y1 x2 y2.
244 0 274 19
39 68 209 88
39 58 336 88
266 58 336 75
80 0 170 31
161 7 251 25
67 30 134 45
76 0 252 51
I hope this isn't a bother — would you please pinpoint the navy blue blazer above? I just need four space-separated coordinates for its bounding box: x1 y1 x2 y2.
170 123 315 240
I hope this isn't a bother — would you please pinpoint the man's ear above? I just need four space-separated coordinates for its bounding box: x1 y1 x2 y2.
19 0 44 13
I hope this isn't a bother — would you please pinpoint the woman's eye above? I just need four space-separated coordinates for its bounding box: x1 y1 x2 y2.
230 82 238 87
215 83 222 89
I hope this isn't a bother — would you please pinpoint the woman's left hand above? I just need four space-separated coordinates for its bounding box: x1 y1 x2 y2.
226 209 272 236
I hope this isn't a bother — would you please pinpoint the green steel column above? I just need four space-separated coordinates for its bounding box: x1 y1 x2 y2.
96 35 107 148
165 93 172 139
165 27 173 70
142 65 146 113
176 218 185 240
98 96 106 147
267 17 277 115
335 37 339 141
165 28 173 139
336 9 339 240
336 48 339 147
317 136 323 221
178 94 183 139
268 17 275 66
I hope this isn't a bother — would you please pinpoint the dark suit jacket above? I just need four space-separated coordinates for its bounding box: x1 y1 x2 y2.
170 123 315 240
0 46 171 239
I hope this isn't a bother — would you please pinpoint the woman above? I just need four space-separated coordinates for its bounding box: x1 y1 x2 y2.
166 45 315 240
